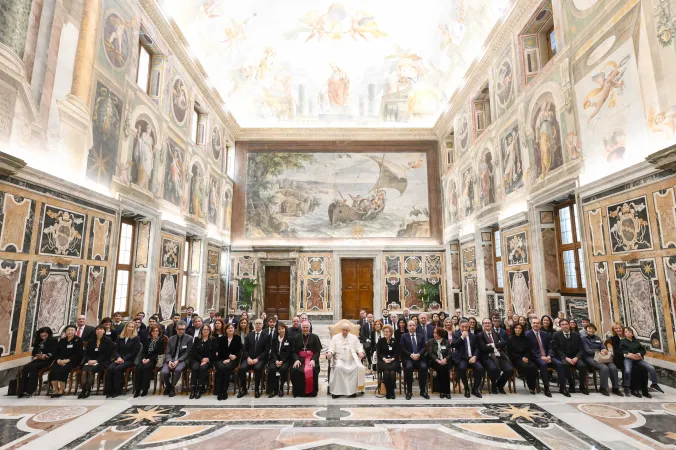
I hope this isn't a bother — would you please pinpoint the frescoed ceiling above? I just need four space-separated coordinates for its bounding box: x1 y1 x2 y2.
161 0 511 128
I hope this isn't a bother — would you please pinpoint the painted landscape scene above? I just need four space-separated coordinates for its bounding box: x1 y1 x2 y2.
245 152 430 239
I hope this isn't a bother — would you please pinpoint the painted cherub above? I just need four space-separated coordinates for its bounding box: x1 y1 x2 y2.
583 56 630 124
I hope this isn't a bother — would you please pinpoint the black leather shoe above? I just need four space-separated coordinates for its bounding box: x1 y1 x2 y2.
439 393 445 399
405 392 412 400
195 389 202 399
421 391 430 399
599 388 609 396
472 389 482 398
529 389 536 395
391 393 396 400
446 393 451 399
268 391 277 398
651 384 664 393
168 387 175 398
348 393 357 398
189 387 196 399
217 393 224 400
642 390 652 398
569 387 577 394
255 390 261 398
612 388 624 397
332 394 340 399
491 388 498 395
464 388 470 398
237 389 247 398
560 388 571 397
133 391 140 398
279 390 284 397
84 388 91 399
78 391 85 399
581 387 590 395
163 385 170 396
544 386 552 398
631 389 642 398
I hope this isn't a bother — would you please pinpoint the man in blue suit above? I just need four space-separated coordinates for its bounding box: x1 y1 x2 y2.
417 313 436 343
491 316 508 342
526 317 561 397
400 320 430 400
452 319 485 398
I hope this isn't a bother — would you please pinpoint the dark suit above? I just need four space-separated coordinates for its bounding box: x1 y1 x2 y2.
493 327 508 342
19 337 57 394
264 326 278 348
189 338 217 387
162 333 193 387
417 323 435 343
381 316 393 326
360 321 375 365
166 322 179 338
476 329 514 391
551 330 587 390
135 337 165 394
267 335 292 394
452 331 485 390
239 330 270 391
426 338 452 394
400 332 428 394
525 329 564 388
106 336 140 395
225 315 239 327
76 325 95 342
214 335 242 395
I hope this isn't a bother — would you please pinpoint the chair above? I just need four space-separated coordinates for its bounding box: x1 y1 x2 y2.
326 319 361 395
32 364 52 396
66 366 82 396
246 368 267 392
585 366 599 392
375 366 403 396
123 366 136 394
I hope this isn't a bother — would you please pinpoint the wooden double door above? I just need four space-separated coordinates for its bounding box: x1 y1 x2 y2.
264 266 290 320
341 259 374 319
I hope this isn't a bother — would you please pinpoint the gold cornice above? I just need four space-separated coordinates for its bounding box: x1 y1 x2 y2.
236 127 438 141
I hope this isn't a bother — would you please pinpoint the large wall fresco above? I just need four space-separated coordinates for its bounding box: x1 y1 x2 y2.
0 179 116 360
243 152 431 239
383 252 445 312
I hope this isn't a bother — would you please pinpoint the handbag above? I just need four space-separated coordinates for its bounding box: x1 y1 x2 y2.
594 350 613 364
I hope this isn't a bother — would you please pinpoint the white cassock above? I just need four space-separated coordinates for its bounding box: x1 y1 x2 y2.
329 333 365 395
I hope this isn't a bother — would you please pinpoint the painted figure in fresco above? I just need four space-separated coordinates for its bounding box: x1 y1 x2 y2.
208 179 218 224
164 144 183 205
172 79 189 123
103 14 133 68
223 188 232 232
211 127 222 159
298 4 386 42
502 129 522 193
479 151 494 207
159 275 177 321
532 99 563 180
648 106 676 140
462 170 474 217
132 122 155 190
603 129 626 162
583 56 629 125
510 271 530 316
92 86 120 141
327 65 350 111
458 114 469 150
447 181 458 223
189 165 205 220
495 59 513 107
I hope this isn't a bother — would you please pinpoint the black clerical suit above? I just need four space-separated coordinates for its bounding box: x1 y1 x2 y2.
551 330 587 392
267 334 292 395
290 333 322 397
476 328 514 392
239 329 270 393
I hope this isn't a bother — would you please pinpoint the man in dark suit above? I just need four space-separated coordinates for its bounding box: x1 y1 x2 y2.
526 317 559 397
135 318 148 342
452 319 485 398
491 316 508 342
225 309 239 327
75 315 95 341
161 321 193 396
265 317 278 347
184 307 195 328
357 310 368 328
401 308 411 323
238 318 270 398
551 318 588 396
360 313 375 366
112 312 125 335
416 313 435 343
477 318 513 394
166 313 181 338
186 317 204 338
203 309 217 328
400 320 430 400
288 316 302 340
381 309 392 326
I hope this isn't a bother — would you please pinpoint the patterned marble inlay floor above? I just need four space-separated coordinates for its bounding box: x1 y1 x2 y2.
3 386 675 449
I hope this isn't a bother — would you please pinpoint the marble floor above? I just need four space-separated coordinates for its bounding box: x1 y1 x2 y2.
1 377 674 450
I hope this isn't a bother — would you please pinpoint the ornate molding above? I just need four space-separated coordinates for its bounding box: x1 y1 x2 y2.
236 126 437 141
0 151 26 176
646 144 676 172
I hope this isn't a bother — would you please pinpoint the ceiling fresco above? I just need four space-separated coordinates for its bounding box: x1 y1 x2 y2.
161 0 511 128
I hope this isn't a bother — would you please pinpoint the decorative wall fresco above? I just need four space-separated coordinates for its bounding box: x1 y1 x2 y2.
460 166 475 218
230 254 257 311
508 270 532 316
478 149 495 208
461 244 477 315
38 205 86 258
82 266 106 323
135 221 150 268
606 196 652 254
594 261 613 332
531 92 563 181
493 49 516 119
244 152 430 239
160 237 180 269
156 230 185 320
171 77 189 125
542 228 560 293
505 231 528 266
587 208 606 256
653 187 676 249
223 184 233 233
500 125 523 196
382 252 444 312
130 116 157 192
162 138 185 207
157 273 178 321
188 163 207 222
87 218 112 261
87 82 122 187
298 254 332 312
131 271 146 317
0 259 27 357
208 178 219 225
102 11 132 70
0 192 34 253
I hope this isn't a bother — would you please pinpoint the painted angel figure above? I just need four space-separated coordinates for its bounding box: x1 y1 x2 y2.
583 55 630 124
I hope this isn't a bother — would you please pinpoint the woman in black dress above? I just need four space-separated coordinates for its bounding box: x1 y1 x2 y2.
212 318 226 339
377 324 400 399
134 324 164 397
267 322 292 398
100 317 118 342
540 315 555 335
426 327 452 399
506 323 538 394
394 319 407 343
105 321 140 398
78 326 114 398
50 325 83 397
18 327 56 397
214 323 242 400
189 325 217 399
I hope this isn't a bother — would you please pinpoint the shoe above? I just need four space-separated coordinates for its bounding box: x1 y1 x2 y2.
445 393 451 399
612 388 624 397
421 391 430 399
348 393 357 398
491 387 498 395
529 389 536 395
581 387 590 395
544 386 552 398
406 393 412 400
189 387 196 399
105 394 111 399
279 391 284 398
17 393 24 399
472 389 482 398
111 392 119 399
624 388 631 396
651 384 664 393
84 388 91 399
141 390 147 397
559 388 570 397
255 390 261 399
642 390 652 398
570 387 577 394
163 385 170 396
386 394 391 399
332 394 340 399
439 393 445 399
134 391 140 398
599 388 609 396
217 393 224 400
168 387 175 398
78 391 85 399
630 389 642 398
464 388 470 398
268 391 277 398
195 389 202 399
237 389 247 398
391 393 396 400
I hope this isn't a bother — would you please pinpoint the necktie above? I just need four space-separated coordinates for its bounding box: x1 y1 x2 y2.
536 332 546 356
487 332 494 344
423 327 427 341
255 332 259 348
175 335 182 359
77 327 83 338
565 333 570 340
466 336 471 357
411 334 416 349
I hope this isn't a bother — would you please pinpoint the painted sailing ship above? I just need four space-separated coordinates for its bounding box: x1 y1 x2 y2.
328 155 408 225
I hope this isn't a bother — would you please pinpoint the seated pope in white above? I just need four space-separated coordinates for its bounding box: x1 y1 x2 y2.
328 323 366 396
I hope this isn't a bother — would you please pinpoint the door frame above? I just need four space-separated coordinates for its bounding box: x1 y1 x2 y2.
334 252 382 321
260 260 296 318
